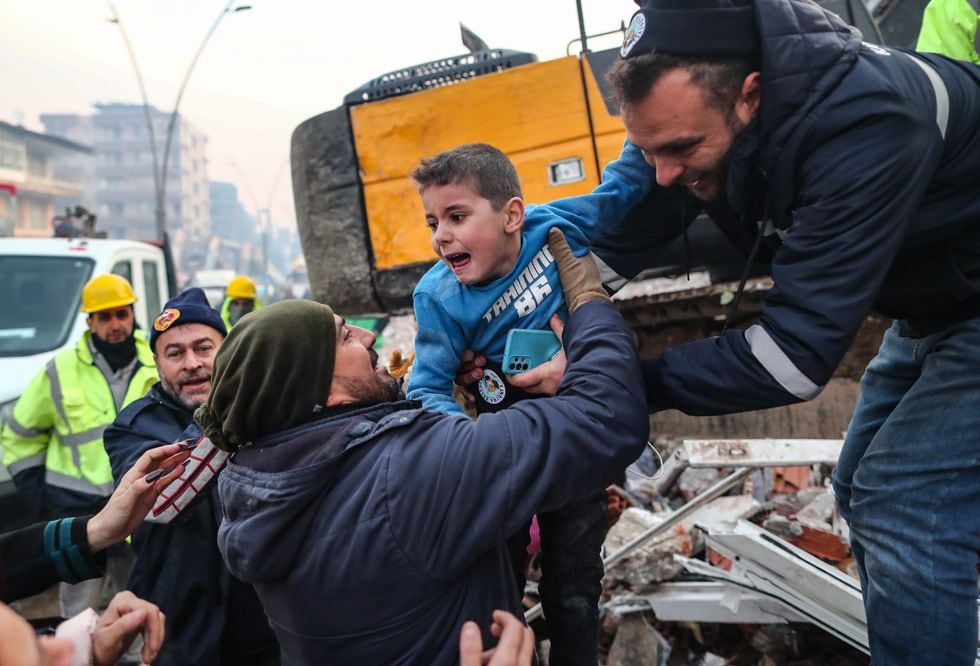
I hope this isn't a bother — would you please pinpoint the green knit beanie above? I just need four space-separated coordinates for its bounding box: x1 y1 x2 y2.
195 300 336 451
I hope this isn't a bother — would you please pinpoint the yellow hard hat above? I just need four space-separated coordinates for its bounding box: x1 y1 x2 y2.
81 274 137 313
226 275 257 300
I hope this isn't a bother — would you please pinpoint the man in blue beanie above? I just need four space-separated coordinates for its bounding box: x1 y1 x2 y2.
104 288 279 665
554 1 978 663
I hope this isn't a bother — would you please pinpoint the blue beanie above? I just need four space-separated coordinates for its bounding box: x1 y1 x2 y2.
150 287 227 352
620 0 760 60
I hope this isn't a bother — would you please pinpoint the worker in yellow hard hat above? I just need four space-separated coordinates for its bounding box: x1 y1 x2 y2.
1 273 158 619
220 274 263 328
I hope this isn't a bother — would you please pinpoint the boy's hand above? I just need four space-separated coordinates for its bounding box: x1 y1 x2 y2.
509 316 566 396
388 349 415 380
548 228 609 312
455 351 488 403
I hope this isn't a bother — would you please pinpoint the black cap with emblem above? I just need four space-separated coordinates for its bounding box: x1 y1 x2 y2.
620 0 761 60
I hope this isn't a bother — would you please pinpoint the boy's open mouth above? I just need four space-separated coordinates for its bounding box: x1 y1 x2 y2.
445 252 471 271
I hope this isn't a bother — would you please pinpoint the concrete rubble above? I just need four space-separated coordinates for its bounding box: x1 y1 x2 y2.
526 438 881 665
533 438 980 666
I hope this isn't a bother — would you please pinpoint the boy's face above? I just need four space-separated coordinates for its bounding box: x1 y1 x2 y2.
423 180 523 285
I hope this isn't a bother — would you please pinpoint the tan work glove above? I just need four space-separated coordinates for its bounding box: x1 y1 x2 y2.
388 349 415 380
547 228 609 313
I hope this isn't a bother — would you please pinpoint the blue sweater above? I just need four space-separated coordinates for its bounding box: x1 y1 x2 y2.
407 141 655 413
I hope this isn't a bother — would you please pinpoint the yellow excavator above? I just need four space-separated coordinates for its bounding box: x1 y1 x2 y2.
291 1 886 316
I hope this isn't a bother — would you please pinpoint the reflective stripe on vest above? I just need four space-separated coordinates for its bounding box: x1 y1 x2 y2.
45 359 71 431
5 415 47 439
45 468 114 497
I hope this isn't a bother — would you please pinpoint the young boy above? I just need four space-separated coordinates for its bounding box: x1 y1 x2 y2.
407 141 654 664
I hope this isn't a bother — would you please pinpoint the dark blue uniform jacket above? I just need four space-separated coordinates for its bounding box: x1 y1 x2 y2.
593 0 980 416
105 384 278 666
216 301 649 665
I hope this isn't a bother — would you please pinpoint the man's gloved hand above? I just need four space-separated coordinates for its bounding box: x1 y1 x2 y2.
547 228 609 313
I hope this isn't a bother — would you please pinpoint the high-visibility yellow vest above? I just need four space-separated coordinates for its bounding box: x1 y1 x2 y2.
917 0 980 63
220 295 262 330
1 330 158 498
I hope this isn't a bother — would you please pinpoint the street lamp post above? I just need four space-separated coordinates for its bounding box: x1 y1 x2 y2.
107 1 251 242
229 157 287 279
260 159 289 278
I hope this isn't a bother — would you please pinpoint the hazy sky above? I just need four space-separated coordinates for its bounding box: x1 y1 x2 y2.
0 0 637 232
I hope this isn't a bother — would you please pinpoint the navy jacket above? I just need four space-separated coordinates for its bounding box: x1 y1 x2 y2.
594 0 980 416
217 301 649 665
104 384 278 666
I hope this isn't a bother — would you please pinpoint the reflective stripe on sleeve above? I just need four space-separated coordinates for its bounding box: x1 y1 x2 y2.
5 417 48 439
744 324 823 401
6 453 46 475
908 55 949 139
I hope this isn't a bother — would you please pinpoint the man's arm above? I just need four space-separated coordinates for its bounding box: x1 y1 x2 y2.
104 419 163 487
527 141 668 252
0 516 104 603
392 297 649 578
2 368 56 512
0 443 188 602
405 289 470 415
537 141 658 247
590 183 703 291
643 103 944 414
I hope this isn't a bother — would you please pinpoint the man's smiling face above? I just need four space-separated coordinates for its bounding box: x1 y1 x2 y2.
154 323 223 409
623 68 759 202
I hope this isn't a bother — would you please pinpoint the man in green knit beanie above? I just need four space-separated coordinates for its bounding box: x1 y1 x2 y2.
196 232 651 664
195 299 398 450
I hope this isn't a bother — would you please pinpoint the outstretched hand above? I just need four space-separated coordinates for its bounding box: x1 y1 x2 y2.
86 442 191 552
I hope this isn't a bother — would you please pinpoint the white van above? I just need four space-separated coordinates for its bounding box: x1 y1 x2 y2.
189 269 236 309
0 237 171 490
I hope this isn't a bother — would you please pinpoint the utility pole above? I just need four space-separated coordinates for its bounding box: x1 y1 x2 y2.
107 1 251 242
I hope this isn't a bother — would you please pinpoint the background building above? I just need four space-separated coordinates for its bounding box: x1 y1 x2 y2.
208 180 260 273
41 104 210 273
0 120 92 238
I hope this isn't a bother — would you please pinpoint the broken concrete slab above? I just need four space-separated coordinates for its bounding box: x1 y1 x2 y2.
604 496 762 589
606 613 671 666
763 489 850 562
611 581 808 624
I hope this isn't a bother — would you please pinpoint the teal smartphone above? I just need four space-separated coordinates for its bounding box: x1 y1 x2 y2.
502 329 561 375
